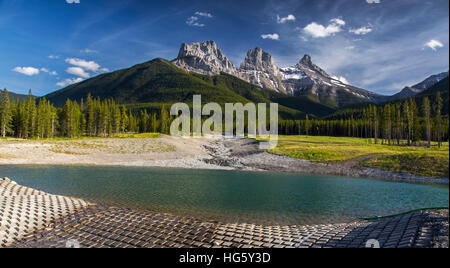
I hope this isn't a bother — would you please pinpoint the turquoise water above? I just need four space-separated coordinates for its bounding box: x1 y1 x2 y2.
1 165 448 225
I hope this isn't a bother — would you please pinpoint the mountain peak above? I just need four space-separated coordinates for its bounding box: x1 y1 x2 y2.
172 41 384 106
173 40 238 76
299 54 312 66
177 40 220 59
239 47 286 92
240 47 275 71
296 54 329 78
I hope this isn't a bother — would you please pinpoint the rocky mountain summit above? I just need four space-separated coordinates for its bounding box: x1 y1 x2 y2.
239 47 287 93
172 40 387 107
172 40 241 77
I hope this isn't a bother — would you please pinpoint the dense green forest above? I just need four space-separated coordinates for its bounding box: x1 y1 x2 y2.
278 90 449 146
276 76 450 146
0 89 173 138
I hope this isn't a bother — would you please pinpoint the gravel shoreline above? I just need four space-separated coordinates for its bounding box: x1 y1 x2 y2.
1 136 448 185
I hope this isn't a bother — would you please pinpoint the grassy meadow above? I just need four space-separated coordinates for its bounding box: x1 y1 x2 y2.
266 135 449 178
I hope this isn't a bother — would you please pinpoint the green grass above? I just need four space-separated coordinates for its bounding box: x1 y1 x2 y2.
6 133 162 141
46 133 173 155
114 133 160 139
0 153 16 159
264 135 449 177
362 153 449 178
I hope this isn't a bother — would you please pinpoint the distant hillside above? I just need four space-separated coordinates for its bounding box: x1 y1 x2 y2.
324 75 449 120
417 75 449 97
417 76 449 114
45 58 337 119
389 71 449 101
0 89 34 101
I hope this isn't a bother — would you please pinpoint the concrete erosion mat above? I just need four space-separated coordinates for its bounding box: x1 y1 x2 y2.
1 179 447 248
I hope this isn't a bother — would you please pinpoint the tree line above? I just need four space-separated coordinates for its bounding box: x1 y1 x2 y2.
0 89 173 139
279 92 448 147
1 89 448 147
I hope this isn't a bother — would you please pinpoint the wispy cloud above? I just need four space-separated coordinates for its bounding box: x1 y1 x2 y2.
331 75 349 85
261 33 280 40
366 0 380 3
195 12 212 18
186 16 204 27
12 66 40 76
277 14 296 24
48 55 59 59
66 0 80 4
303 18 345 38
56 77 84 87
186 12 213 27
65 58 100 72
40 68 58 76
425 39 444 51
349 26 372 35
80 48 97 53
66 66 90 78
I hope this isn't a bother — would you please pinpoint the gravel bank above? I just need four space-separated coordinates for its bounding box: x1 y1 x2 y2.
200 137 449 185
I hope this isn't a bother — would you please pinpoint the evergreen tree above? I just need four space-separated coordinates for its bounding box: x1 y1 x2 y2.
423 97 431 148
435 92 443 148
0 89 12 137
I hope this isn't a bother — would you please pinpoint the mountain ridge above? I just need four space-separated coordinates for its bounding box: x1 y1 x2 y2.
44 58 334 119
389 71 449 100
172 40 388 108
42 40 448 120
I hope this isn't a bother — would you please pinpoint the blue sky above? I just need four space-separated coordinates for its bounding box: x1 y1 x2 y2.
0 0 448 96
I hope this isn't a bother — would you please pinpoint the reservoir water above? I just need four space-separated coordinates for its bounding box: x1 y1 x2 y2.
1 165 448 225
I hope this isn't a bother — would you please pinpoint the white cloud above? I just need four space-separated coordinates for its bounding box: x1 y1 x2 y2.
56 78 84 87
425 39 444 51
48 55 59 59
186 16 204 27
40 68 58 76
100 67 110 73
66 0 80 3
345 45 356 50
66 67 90 78
330 18 346 26
277 14 296 24
195 12 212 18
303 18 346 38
349 26 372 35
332 76 350 85
187 12 212 27
366 0 380 3
65 58 100 72
261 33 280 40
12 67 40 76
